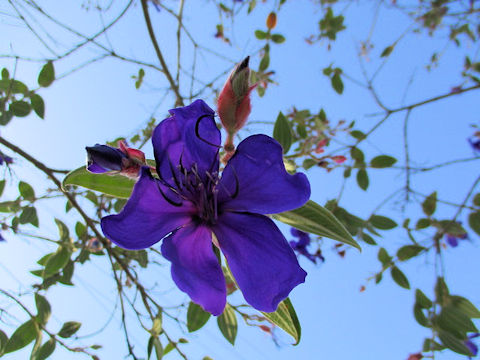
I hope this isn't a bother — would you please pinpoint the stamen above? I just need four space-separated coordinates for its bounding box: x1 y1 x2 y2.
195 114 221 148
167 157 182 189
213 188 218 221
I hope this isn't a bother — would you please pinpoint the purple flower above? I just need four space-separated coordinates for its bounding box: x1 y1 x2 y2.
445 232 468 247
0 232 5 242
100 100 310 315
465 333 479 358
86 140 146 177
469 138 480 153
289 228 324 263
0 153 13 165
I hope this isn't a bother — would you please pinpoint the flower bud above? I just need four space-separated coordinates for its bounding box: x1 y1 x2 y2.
86 140 146 178
217 56 255 136
266 12 277 30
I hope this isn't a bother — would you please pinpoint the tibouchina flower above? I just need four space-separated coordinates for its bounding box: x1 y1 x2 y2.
289 228 324 264
465 333 479 358
0 152 13 165
445 232 468 248
86 140 146 177
101 100 310 315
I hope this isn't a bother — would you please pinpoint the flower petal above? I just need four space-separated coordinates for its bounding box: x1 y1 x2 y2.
152 100 220 185
101 167 194 250
213 212 306 312
218 134 310 214
161 223 226 316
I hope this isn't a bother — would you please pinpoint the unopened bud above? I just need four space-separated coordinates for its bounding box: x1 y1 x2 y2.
266 12 277 30
86 140 146 178
217 56 255 136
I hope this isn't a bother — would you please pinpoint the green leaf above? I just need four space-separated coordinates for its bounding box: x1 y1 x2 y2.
19 181 35 201
473 193 480 207
415 218 431 230
397 245 425 261
1 68 9 79
57 321 81 338
350 147 365 163
438 331 472 356
35 294 51 325
414 304 429 327
163 342 174 356
435 220 466 237
36 337 56 360
423 338 445 352
273 200 360 250
271 34 285 43
356 169 369 190
370 215 397 230
38 62 55 87
422 191 437 216
437 306 477 338
331 73 343 94
350 130 366 140
450 295 480 318
380 45 394 57
63 166 135 198
59 260 74 286
54 219 70 242
10 101 31 117
262 299 301 344
4 319 37 353
147 336 163 360
390 266 410 289
19 207 39 227
302 158 317 170
254 30 268 39
273 112 293 153
415 289 433 309
360 232 376 245
217 305 237 345
377 247 391 267
259 51 270 72
0 79 28 94
0 329 8 353
0 180 5 197
135 68 145 90
187 302 211 332
30 94 45 119
435 277 450 306
370 155 397 168
75 222 87 238
44 246 70 277
468 211 480 236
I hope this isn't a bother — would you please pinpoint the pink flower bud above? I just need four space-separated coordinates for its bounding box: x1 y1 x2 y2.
315 138 328 153
331 155 347 164
217 56 255 136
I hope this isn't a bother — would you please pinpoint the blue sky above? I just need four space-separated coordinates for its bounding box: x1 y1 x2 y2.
1 1 479 359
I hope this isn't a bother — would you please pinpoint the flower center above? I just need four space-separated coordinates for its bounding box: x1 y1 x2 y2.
159 162 220 226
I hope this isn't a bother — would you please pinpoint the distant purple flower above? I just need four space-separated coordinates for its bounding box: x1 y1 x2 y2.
0 153 13 165
289 228 324 263
445 232 468 247
465 333 479 358
470 139 480 153
100 100 310 315
86 140 146 178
